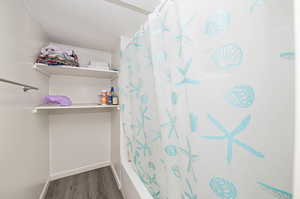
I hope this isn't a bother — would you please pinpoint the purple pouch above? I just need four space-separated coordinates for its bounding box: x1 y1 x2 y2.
42 96 72 106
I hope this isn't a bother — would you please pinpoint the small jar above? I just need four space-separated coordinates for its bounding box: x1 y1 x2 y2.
100 90 108 105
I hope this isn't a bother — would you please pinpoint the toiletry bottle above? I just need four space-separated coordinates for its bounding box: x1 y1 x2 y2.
108 90 112 105
111 87 119 105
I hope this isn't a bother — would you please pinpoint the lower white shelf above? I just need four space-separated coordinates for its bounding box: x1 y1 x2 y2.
33 103 119 113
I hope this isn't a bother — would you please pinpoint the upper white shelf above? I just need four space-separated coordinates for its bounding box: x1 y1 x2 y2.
33 103 119 113
33 63 119 79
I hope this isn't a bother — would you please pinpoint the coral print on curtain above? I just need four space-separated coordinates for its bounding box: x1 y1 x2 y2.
119 0 294 198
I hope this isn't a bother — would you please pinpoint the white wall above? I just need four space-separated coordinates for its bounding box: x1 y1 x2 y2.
0 1 49 199
111 36 131 69
49 75 112 176
294 0 299 197
25 0 147 52
48 42 113 177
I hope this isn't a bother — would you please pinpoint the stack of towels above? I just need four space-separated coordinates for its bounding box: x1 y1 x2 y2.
36 44 79 67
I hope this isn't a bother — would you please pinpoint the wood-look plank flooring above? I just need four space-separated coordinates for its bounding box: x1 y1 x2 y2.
45 166 123 199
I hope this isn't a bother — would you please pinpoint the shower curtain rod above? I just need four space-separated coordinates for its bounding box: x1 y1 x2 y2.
104 0 151 15
158 0 170 13
0 78 39 92
104 0 169 15
123 0 170 50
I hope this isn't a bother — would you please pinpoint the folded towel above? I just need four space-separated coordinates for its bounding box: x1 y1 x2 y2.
36 44 79 67
42 96 72 106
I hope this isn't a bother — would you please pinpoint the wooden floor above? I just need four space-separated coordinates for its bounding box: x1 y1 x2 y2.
45 167 123 199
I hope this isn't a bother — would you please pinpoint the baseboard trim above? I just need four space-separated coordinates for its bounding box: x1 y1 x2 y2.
39 179 50 199
111 164 122 189
50 161 111 181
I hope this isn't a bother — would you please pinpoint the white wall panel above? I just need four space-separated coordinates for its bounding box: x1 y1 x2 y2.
0 1 49 198
49 56 113 175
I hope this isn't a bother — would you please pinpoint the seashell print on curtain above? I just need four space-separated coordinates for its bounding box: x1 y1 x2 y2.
119 0 294 198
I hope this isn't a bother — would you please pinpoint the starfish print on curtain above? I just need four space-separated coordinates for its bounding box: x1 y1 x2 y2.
202 114 264 163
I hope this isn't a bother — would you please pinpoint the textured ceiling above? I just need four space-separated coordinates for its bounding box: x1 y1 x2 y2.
25 0 160 52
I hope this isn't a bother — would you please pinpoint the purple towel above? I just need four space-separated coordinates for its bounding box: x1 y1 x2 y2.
42 96 72 106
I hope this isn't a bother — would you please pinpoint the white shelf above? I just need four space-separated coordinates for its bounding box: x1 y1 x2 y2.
33 103 119 113
33 63 118 79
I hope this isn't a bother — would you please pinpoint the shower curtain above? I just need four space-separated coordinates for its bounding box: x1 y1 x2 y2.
119 0 294 198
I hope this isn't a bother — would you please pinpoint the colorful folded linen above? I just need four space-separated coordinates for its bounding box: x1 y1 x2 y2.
36 44 79 67
42 96 72 106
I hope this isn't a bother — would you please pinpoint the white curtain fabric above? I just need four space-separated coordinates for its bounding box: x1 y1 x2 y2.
119 0 294 198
